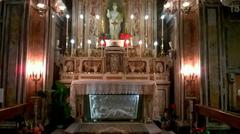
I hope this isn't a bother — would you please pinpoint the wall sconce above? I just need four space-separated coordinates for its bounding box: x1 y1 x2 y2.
34 0 48 16
163 1 177 14
181 64 199 98
27 62 43 95
55 0 66 11
33 0 67 16
182 0 191 14
30 71 42 94
181 64 199 129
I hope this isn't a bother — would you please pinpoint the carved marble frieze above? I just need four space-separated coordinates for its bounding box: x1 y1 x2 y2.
59 55 171 83
82 60 102 73
128 60 147 73
59 41 171 82
62 57 103 74
63 58 75 73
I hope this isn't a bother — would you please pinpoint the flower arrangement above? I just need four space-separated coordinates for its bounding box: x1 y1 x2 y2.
99 33 111 40
119 33 132 47
193 127 210 134
99 33 111 47
119 33 132 40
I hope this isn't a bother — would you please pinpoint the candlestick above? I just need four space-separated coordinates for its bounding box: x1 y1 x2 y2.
66 14 70 37
96 15 100 36
96 15 100 48
130 14 134 36
31 96 41 126
145 37 148 49
87 39 91 57
154 41 158 58
145 15 149 49
139 40 143 58
125 22 128 33
144 15 149 36
77 42 80 49
161 16 164 38
96 37 98 48
161 15 165 56
101 19 104 33
56 40 60 48
70 39 75 57
30 71 42 95
126 40 130 57
77 37 81 49
78 15 83 56
65 14 70 55
100 40 104 57
80 41 83 49
79 14 84 49
130 14 134 49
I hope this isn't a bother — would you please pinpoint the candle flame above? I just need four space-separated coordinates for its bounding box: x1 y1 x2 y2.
130 14 134 19
181 64 200 77
87 39 92 44
154 41 158 46
66 14 70 19
26 61 43 78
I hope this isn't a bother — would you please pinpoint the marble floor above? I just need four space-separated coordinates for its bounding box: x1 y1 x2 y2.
52 122 176 134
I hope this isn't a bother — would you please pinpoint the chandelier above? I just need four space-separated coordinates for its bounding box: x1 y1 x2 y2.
221 0 240 12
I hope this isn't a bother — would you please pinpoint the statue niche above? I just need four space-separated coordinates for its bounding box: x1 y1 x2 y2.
107 3 123 39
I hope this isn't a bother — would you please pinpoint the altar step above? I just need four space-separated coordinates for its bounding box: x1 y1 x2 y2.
54 122 174 134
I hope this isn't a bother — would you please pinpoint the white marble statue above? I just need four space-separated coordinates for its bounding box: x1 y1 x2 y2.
107 3 123 39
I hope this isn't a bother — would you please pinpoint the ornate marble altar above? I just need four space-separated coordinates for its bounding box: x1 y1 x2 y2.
59 45 172 120
70 80 159 121
56 41 171 120
59 45 171 80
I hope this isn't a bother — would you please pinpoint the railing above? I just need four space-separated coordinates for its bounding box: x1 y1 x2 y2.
195 104 240 129
0 103 27 121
